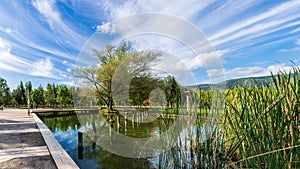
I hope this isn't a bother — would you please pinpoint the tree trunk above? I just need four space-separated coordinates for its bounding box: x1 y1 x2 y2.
107 96 113 111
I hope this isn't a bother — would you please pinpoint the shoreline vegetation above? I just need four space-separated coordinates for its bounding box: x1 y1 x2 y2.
1 68 298 168
0 42 298 168
1 68 299 168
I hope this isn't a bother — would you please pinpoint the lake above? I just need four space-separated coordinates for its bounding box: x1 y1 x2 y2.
39 112 181 169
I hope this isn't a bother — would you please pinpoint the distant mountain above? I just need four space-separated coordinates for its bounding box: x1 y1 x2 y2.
189 75 275 90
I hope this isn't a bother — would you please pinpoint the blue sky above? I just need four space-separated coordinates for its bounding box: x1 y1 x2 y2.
0 0 299 89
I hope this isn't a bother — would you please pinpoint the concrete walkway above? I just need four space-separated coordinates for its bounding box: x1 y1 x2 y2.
0 109 78 169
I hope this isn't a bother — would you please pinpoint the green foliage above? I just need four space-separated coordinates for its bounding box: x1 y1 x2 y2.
44 83 57 107
74 41 161 111
56 85 72 106
11 81 26 106
20 81 26 104
0 77 10 105
129 76 159 106
31 85 44 108
164 76 180 109
198 89 212 109
159 68 300 168
192 75 274 90
222 69 300 168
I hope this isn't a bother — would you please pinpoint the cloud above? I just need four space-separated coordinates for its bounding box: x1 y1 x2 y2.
290 28 300 34
278 39 300 53
59 80 75 86
31 0 87 50
97 0 215 35
0 38 31 72
210 1 300 41
0 27 12 34
32 0 60 29
62 60 67 65
96 22 114 33
278 48 300 53
213 16 300 47
28 57 61 79
177 50 228 71
0 38 11 53
102 0 213 21
66 68 71 72
62 60 75 73
96 1 300 63
296 39 300 46
208 63 298 81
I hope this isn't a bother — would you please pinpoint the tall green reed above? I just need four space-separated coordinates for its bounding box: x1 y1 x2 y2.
158 68 300 169
223 68 300 168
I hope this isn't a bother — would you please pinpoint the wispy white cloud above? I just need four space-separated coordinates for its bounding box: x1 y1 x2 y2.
28 57 62 79
290 28 300 34
0 38 65 80
98 1 300 66
103 0 214 21
66 68 71 72
0 38 31 73
1 0 300 87
278 39 300 53
208 63 298 81
210 1 300 41
213 16 300 47
32 0 60 29
96 22 114 33
296 39 300 46
0 26 12 34
59 80 75 86
278 48 300 53
31 0 87 50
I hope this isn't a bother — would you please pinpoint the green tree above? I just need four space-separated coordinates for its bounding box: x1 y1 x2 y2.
164 76 180 109
12 88 22 107
56 85 72 106
31 85 45 109
129 76 159 107
74 41 160 111
20 81 26 105
198 89 212 109
44 83 57 107
12 81 27 107
0 77 10 105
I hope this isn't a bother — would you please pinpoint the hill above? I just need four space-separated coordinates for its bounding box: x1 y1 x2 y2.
190 75 275 90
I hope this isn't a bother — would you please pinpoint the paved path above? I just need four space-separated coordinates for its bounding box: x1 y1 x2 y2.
0 109 56 169
0 109 79 169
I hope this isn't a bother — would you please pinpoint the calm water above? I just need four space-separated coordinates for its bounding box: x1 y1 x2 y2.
39 112 177 169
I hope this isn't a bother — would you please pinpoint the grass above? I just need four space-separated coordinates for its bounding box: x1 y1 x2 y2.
158 68 300 168
223 68 300 168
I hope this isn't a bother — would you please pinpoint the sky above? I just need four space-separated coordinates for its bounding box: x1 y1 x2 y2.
0 0 300 89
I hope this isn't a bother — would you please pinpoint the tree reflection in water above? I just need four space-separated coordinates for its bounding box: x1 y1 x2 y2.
40 113 173 169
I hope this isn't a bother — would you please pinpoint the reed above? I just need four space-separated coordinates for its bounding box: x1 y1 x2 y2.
158 68 300 168
223 68 300 168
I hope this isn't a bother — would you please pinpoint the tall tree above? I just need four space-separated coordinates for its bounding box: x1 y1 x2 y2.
12 81 27 107
165 76 180 109
0 77 10 105
56 85 71 106
129 76 159 107
31 85 44 108
12 88 22 107
20 81 26 105
44 83 57 107
74 41 160 111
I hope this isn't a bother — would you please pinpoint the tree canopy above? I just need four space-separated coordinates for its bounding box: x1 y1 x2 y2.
73 41 161 111
0 77 10 105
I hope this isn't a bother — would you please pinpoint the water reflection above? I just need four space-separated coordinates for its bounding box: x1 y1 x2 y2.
40 112 174 169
